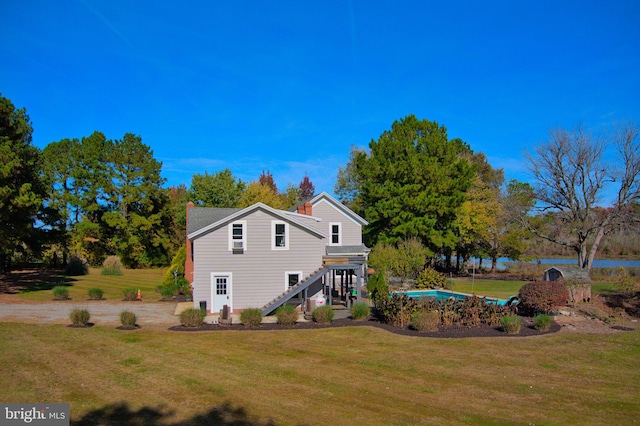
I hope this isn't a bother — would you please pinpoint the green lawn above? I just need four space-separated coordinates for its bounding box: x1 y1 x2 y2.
15 268 166 302
0 322 638 425
449 278 526 299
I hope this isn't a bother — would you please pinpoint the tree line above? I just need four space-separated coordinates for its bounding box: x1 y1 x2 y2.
0 94 315 272
2 94 638 274
336 115 640 273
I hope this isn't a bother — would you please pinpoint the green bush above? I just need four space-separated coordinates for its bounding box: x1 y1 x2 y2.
101 255 123 275
179 308 206 327
415 268 447 289
239 308 263 327
275 304 299 326
156 284 177 301
70 308 90 326
64 256 89 276
518 281 569 315
350 302 370 320
120 310 137 327
501 315 521 334
312 305 334 324
123 288 138 301
411 310 440 332
87 288 104 300
177 277 192 300
366 272 389 306
533 314 553 331
53 286 70 300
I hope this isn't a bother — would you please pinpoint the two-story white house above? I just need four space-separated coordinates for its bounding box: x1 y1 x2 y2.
185 192 368 315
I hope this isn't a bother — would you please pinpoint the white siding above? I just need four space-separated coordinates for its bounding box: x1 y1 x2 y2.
192 208 325 312
310 199 363 246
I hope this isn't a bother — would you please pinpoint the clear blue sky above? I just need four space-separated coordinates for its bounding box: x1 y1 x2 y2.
2 1 639 199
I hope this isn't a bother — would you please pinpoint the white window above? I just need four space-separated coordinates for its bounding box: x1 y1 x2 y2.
285 271 302 290
329 222 342 246
228 221 247 251
272 221 289 249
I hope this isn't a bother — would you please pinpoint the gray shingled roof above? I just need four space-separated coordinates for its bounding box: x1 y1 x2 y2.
326 245 370 255
187 207 241 235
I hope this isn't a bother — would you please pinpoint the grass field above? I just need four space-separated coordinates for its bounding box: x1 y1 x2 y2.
448 278 526 299
14 268 167 302
0 322 638 425
3 268 639 424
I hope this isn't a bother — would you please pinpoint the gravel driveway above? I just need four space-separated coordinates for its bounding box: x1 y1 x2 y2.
0 299 183 328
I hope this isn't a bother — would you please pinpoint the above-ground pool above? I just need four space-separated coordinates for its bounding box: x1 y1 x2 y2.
400 289 515 306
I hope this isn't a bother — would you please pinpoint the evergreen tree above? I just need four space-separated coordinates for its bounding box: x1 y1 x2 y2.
0 94 50 272
345 115 475 256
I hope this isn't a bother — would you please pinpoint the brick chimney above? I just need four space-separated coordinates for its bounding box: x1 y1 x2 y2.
297 202 313 216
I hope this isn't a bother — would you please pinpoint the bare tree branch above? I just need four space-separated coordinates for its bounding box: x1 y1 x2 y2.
525 123 640 271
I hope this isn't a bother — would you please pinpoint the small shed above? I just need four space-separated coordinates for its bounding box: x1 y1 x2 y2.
543 265 592 303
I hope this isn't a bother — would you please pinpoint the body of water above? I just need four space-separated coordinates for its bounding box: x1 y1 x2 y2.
479 258 640 271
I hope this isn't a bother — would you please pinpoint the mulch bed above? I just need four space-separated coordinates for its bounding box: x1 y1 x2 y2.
169 317 561 338
67 323 95 328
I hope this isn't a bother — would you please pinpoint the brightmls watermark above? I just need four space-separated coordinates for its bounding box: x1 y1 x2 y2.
1 404 69 425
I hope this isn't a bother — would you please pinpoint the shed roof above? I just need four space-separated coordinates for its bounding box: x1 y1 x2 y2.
544 265 592 283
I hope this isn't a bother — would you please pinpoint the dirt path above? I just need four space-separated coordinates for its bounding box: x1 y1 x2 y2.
0 299 180 329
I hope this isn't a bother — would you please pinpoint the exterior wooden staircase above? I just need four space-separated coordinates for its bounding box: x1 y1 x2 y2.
260 267 328 316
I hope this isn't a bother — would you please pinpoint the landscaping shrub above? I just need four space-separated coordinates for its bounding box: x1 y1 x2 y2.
366 272 389 307
53 286 70 300
101 256 123 275
374 293 419 327
123 288 138 301
64 256 88 276
533 314 553 331
87 288 104 300
179 308 206 327
177 277 192 300
275 304 299 326
518 281 569 315
415 268 447 289
120 310 137 327
312 305 334 323
156 284 177 301
411 310 440 332
239 308 263 327
501 315 521 334
70 308 90 326
350 301 370 320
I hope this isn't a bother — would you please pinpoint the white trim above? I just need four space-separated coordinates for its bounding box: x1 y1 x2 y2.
228 220 247 251
211 272 232 312
309 192 368 226
271 220 289 250
329 222 342 246
285 271 303 291
188 202 327 240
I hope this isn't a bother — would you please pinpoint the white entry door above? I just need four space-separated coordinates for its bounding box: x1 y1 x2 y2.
212 274 231 312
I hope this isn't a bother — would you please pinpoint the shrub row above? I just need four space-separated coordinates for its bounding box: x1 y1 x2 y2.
68 308 137 327
374 293 514 329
